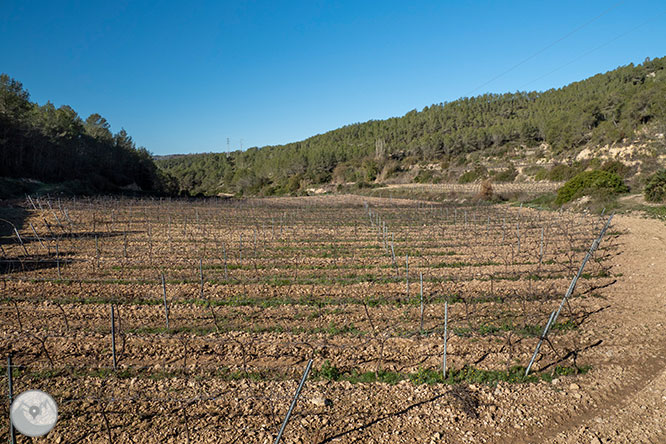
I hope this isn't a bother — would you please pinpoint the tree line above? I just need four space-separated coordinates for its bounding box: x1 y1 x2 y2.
3 56 665 198
0 74 174 195
158 57 666 196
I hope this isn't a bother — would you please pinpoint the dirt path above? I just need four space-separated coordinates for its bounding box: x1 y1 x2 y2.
525 214 666 443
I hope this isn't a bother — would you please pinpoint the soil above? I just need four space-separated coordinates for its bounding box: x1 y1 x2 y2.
1 198 664 443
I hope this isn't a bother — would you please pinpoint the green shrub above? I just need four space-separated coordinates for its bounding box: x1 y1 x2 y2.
556 170 628 205
414 169 440 183
644 169 666 203
458 166 487 184
601 160 629 177
492 166 518 183
548 163 584 181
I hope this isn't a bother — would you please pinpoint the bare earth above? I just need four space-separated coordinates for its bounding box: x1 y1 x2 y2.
523 214 666 444
3 202 665 443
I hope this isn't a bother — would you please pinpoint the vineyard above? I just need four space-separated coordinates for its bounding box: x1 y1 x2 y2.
0 194 618 443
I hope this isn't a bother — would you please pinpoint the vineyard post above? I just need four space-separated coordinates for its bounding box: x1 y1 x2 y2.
95 235 100 269
539 227 545 267
516 222 520 254
442 301 448 379
7 353 16 444
161 272 170 330
123 230 128 259
55 241 61 280
525 213 614 376
111 305 117 371
27 194 37 210
13 228 28 256
29 222 47 252
239 234 243 263
419 272 424 332
405 254 409 298
274 359 314 444
199 259 205 300
223 244 228 280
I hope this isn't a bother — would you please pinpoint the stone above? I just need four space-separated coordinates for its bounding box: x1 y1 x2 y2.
311 397 333 407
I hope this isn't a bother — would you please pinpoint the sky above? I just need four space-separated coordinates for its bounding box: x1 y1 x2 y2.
1 1 665 155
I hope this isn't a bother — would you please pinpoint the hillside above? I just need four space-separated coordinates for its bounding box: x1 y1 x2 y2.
0 74 175 197
157 57 666 197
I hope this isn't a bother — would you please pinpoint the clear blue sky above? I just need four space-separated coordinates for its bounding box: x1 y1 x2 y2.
2 1 665 155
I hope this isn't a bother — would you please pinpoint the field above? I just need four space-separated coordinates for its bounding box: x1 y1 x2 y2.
1 194 658 443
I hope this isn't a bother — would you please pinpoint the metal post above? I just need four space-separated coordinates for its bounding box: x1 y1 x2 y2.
442 302 448 380
539 227 544 267
525 213 614 376
111 305 117 371
274 359 313 444
13 228 28 256
199 259 204 300
405 255 409 298
8 354 16 444
55 241 61 280
29 223 47 252
161 273 170 330
419 272 424 331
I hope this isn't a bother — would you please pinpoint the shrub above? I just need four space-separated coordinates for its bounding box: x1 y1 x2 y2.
548 163 584 181
492 165 518 183
556 170 628 205
414 169 440 183
601 160 629 177
458 166 487 184
644 169 666 203
477 180 494 200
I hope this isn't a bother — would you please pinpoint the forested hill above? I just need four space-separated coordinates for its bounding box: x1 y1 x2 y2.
0 74 174 196
158 57 666 196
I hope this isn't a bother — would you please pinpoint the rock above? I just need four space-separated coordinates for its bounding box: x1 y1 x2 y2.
311 397 332 407
569 383 580 390
551 378 559 385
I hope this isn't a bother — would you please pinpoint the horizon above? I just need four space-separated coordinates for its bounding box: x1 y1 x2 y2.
2 0 665 155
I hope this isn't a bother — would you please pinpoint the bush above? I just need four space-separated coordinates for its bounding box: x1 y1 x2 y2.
492 165 518 183
477 180 494 200
414 169 440 183
548 163 584 181
601 160 629 177
644 169 666 203
458 166 487 184
556 170 629 205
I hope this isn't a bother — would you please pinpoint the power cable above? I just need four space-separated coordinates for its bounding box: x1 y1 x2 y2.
520 9 666 90
464 1 625 97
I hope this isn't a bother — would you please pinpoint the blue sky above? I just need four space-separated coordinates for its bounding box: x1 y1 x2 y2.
2 1 665 155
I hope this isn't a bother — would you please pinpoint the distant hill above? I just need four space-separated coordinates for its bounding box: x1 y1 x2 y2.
157 57 666 197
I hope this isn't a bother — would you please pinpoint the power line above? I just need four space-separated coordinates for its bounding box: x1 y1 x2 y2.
464 1 625 97
520 9 666 90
